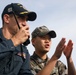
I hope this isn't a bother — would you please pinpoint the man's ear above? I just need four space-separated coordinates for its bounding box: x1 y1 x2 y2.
3 14 10 24
31 38 35 46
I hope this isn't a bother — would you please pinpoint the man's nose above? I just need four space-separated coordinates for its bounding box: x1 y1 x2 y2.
45 39 50 42
22 21 27 26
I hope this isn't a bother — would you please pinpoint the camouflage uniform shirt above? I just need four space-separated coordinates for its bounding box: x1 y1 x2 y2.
30 52 68 75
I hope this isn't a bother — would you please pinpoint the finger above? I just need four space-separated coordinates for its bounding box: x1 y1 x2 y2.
63 40 73 58
25 30 30 37
57 38 66 48
19 23 29 30
66 40 73 52
62 45 66 51
67 40 73 47
19 25 30 35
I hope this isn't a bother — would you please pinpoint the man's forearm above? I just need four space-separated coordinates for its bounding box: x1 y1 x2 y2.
36 55 58 75
67 57 75 75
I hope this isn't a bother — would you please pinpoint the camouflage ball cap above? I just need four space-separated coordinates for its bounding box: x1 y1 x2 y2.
32 26 56 38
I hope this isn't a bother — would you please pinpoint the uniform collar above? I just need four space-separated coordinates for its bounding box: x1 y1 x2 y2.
31 52 49 64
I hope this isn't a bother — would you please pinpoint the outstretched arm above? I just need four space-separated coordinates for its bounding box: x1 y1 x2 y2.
63 40 75 75
36 38 66 75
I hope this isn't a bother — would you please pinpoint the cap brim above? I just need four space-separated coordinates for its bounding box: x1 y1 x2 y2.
27 12 37 21
20 11 37 21
48 31 56 38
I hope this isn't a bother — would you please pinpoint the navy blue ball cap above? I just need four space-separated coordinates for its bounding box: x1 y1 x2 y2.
2 3 37 21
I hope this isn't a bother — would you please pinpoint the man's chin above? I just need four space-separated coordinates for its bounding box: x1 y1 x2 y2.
43 50 49 53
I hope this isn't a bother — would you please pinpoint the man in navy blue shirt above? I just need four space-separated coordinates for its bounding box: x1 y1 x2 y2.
0 3 36 75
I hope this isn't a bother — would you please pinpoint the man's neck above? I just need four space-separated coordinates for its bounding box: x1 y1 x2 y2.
2 28 13 39
35 51 47 60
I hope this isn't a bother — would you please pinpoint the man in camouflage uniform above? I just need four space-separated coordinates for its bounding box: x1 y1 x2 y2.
30 53 67 75
30 26 75 75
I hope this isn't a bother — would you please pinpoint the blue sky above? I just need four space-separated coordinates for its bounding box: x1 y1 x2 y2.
0 0 76 68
